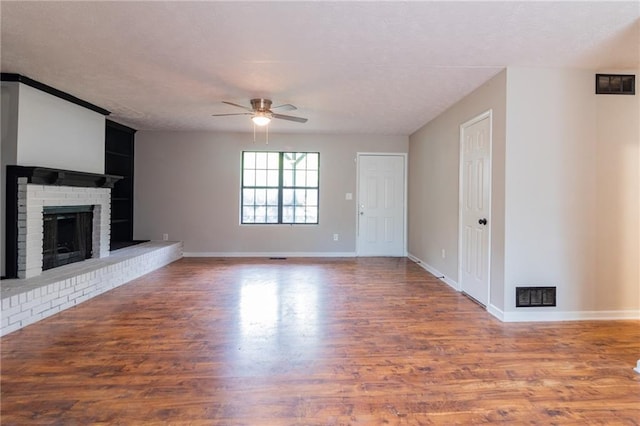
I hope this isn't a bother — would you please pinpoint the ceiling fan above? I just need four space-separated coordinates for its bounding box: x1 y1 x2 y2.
212 98 308 126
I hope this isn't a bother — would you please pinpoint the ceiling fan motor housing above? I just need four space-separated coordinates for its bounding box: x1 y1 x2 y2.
250 98 272 112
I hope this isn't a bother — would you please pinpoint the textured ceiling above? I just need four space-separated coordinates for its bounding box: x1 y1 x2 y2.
1 1 639 135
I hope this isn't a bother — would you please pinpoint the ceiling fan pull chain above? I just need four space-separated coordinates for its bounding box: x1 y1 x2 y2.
253 122 256 143
266 123 269 144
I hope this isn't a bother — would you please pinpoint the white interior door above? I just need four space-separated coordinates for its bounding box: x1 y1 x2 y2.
459 112 491 306
357 154 405 256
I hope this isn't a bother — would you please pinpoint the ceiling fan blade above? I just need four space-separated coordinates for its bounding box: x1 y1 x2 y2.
272 113 308 123
211 112 253 117
222 101 253 111
271 103 297 112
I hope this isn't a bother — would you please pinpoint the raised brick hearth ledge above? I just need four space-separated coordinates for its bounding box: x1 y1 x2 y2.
1 241 183 336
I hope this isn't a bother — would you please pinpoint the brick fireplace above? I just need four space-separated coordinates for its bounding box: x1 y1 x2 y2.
5 166 120 279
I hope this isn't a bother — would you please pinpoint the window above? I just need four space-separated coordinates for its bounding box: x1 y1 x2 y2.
241 151 319 224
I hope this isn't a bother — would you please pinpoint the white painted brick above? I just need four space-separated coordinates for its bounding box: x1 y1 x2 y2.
9 309 32 324
20 298 43 312
26 183 44 191
40 306 61 319
2 322 23 336
26 232 42 243
75 294 91 305
39 292 58 304
2 298 10 310
10 295 20 308
59 300 76 311
32 302 51 315
74 281 90 292
67 290 82 303
26 197 45 205
59 286 75 297
2 304 22 319
22 313 43 327
50 295 69 308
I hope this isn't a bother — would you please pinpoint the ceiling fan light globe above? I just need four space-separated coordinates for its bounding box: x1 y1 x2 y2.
252 115 271 126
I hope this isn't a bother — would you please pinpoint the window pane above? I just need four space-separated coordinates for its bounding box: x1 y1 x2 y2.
243 189 255 205
307 171 318 187
307 189 318 206
266 207 279 223
243 206 255 223
283 170 293 186
255 189 266 205
244 152 256 169
295 170 306 186
267 189 279 205
282 189 294 205
283 153 296 169
267 152 279 169
267 170 279 187
256 152 268 169
282 206 294 223
255 170 267 186
305 207 318 223
255 206 267 222
243 170 255 186
295 189 306 205
307 153 318 170
295 206 306 222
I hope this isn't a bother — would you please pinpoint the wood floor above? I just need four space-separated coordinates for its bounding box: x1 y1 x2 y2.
1 257 639 425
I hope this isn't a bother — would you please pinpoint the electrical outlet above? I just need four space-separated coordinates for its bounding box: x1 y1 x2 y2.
163 233 169 241
333 233 339 241
441 249 446 259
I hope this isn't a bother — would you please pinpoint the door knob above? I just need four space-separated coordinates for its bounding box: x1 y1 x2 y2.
478 218 487 225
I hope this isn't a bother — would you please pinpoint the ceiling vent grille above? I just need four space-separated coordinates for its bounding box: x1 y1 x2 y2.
595 74 635 95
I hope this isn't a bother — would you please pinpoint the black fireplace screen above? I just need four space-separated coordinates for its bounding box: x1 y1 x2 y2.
42 205 94 271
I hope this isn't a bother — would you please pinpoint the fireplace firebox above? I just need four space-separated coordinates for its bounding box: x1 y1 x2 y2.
42 206 94 271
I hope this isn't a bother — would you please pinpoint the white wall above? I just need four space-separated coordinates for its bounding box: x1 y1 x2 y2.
16 83 105 174
134 131 408 255
504 68 639 318
408 70 507 309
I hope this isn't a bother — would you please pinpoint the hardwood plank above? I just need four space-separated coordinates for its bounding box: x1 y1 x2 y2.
2 257 639 424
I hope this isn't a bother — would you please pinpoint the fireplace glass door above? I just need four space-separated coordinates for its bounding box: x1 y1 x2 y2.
42 205 94 271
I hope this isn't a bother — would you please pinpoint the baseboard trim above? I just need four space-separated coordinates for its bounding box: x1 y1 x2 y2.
487 304 505 321
407 253 459 291
183 251 357 258
500 309 640 322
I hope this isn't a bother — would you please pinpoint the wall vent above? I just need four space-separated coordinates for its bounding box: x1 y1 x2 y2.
516 287 556 307
595 74 635 95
